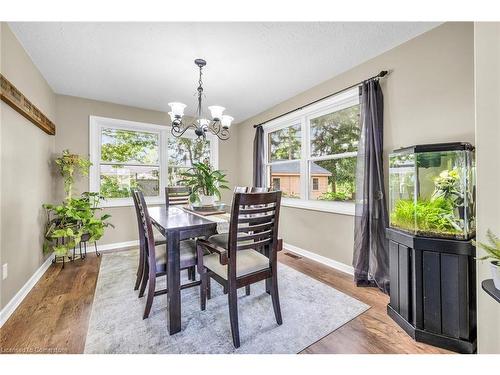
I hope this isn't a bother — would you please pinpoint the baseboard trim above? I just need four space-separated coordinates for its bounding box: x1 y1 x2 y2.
283 242 354 276
0 253 55 327
97 240 139 252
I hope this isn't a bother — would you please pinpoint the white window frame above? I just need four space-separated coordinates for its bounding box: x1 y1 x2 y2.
89 115 218 208
263 87 359 216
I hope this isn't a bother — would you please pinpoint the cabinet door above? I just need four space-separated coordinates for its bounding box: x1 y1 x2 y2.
398 244 411 321
389 240 400 311
423 251 441 334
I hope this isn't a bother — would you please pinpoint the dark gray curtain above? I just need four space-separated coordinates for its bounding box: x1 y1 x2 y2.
253 125 264 187
352 79 390 294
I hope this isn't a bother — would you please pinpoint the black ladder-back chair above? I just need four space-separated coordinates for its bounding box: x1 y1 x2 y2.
165 186 196 280
197 191 283 348
134 190 200 319
132 190 166 293
165 186 191 206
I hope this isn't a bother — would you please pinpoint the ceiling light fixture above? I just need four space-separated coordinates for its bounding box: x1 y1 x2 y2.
168 59 233 141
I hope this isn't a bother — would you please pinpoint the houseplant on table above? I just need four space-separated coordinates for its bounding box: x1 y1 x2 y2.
474 229 500 290
179 162 229 206
43 150 113 261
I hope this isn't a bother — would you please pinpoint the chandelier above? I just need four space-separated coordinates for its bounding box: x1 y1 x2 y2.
168 59 233 141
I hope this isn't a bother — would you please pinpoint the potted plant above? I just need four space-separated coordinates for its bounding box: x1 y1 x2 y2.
179 162 229 206
55 149 92 199
43 150 113 258
473 229 500 290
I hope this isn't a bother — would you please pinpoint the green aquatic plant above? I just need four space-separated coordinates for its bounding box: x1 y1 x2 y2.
432 168 462 204
390 197 462 236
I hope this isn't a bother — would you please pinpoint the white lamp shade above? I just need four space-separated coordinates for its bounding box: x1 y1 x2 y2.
168 112 176 121
168 102 187 118
208 105 225 120
221 115 234 128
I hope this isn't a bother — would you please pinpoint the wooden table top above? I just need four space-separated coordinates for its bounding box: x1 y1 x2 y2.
148 205 218 232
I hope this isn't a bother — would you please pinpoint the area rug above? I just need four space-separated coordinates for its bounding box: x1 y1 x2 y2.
84 249 369 354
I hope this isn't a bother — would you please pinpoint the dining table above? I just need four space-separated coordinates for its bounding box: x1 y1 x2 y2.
148 204 229 335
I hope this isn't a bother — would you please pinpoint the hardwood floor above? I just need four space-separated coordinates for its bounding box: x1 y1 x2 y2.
0 249 450 354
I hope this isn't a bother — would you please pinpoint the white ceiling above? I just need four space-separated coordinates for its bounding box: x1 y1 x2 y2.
9 22 440 123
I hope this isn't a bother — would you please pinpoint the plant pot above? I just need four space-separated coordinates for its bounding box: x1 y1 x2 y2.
490 261 500 290
199 194 216 206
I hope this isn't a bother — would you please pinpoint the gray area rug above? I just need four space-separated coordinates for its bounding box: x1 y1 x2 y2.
84 249 369 354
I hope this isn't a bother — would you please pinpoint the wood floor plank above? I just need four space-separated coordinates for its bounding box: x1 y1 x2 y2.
1 248 450 354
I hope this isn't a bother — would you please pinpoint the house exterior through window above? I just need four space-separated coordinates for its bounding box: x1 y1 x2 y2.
263 87 360 215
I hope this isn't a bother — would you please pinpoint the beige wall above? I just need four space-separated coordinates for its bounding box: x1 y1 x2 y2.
236 22 475 266
474 22 500 354
0 23 56 309
54 95 238 245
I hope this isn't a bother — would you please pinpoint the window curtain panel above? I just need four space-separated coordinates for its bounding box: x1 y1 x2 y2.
352 79 390 294
253 125 265 187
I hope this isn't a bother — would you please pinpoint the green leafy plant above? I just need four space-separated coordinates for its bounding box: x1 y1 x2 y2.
55 149 92 199
179 162 229 203
43 193 113 256
44 150 113 257
473 230 500 264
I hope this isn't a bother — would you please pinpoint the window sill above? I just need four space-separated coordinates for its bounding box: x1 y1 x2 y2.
281 198 355 216
99 196 164 208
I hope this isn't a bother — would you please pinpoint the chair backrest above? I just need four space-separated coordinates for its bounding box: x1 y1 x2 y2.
165 186 191 206
134 190 157 263
226 191 282 277
249 186 270 193
131 190 146 251
233 186 249 193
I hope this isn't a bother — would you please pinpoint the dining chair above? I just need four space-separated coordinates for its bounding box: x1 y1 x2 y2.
165 186 196 280
165 186 191 206
196 191 283 348
132 190 166 292
134 190 200 319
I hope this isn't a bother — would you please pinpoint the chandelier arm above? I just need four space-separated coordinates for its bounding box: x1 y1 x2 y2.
208 120 221 136
215 127 230 140
171 121 195 138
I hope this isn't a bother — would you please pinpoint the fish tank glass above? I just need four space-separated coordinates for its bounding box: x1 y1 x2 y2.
389 143 475 240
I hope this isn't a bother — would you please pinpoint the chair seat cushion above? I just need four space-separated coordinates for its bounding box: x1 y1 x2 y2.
203 249 269 279
155 239 197 271
207 232 253 249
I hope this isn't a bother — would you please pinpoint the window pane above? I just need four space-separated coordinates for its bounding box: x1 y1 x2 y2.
100 164 159 198
168 166 189 186
101 128 159 164
268 124 301 162
168 137 210 167
269 161 301 198
310 104 360 157
309 157 356 201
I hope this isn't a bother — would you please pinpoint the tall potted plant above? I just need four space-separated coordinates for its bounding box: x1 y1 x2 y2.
179 162 229 205
43 150 113 258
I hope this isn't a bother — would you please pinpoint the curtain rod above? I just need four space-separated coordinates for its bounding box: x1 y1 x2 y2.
253 70 388 128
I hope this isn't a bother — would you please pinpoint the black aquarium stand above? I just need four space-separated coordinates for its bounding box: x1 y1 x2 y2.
386 228 477 353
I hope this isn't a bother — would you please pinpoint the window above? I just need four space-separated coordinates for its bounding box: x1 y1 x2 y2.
312 178 319 191
263 88 360 215
272 177 281 190
90 116 218 207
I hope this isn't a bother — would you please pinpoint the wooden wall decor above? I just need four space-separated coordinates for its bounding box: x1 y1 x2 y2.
0 74 56 135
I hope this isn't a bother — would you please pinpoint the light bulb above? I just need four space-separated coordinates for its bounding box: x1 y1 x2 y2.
168 102 186 118
221 115 233 129
208 106 225 121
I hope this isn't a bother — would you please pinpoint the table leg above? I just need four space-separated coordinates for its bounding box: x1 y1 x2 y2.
167 230 181 335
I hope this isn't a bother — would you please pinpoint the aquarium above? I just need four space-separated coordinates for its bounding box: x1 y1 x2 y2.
389 143 475 240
